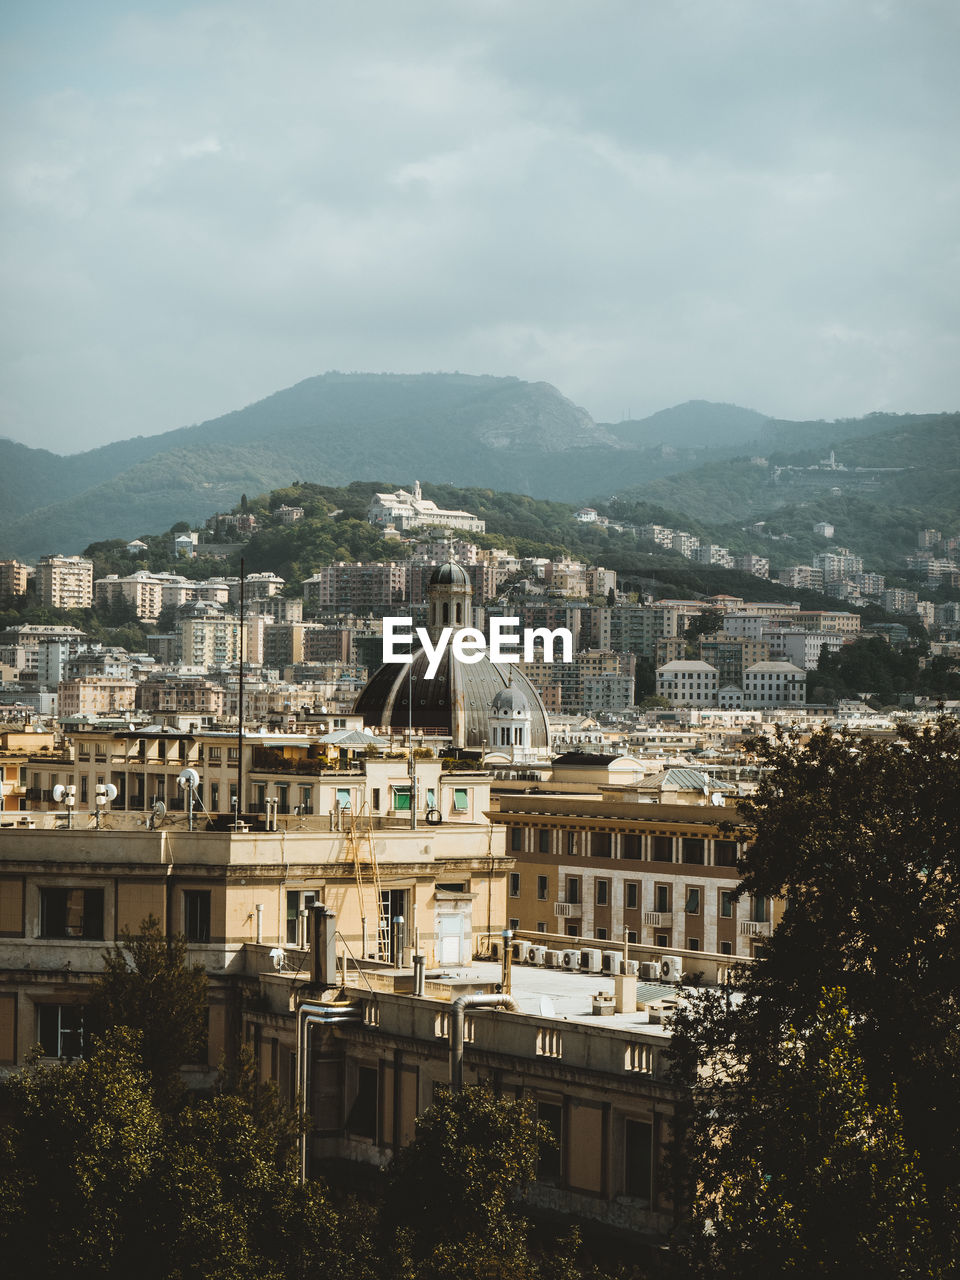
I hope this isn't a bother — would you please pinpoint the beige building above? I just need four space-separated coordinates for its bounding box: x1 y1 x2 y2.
57 677 138 719
492 791 778 961
95 572 166 621
0 560 30 604
36 555 94 609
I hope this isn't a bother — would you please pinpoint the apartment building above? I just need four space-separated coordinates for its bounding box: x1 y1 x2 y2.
492 793 776 959
0 560 30 604
36 555 94 609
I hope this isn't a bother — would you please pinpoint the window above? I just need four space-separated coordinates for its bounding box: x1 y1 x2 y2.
591 831 612 858
538 828 550 854
511 826 523 852
628 930 638 944
509 873 520 897
371 788 380 811
299 785 312 814
565 876 580 905
714 840 738 867
622 834 642 860
208 746 222 763
720 890 734 918
596 879 609 906
37 1003 85 1059
392 786 411 811
276 784 289 815
655 884 669 913
509 917 519 931
566 831 576 856
228 747 239 762
537 922 546 933
80 776 88 804
346 1064 378 1141
287 890 317 945
626 882 639 910
751 895 769 923
453 788 468 812
537 1100 563 1183
720 940 733 955
687 937 700 951
537 875 548 900
652 836 673 862
426 788 436 809
184 890 211 942
685 888 700 915
655 933 668 947
336 787 351 810
624 1118 653 1201
39 888 104 940
681 838 705 865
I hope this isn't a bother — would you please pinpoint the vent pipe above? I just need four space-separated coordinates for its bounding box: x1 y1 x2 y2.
449 992 519 1091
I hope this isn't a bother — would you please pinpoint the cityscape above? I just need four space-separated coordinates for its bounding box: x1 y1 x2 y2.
1 3 958 1278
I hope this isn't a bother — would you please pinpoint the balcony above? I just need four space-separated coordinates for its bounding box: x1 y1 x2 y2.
643 911 672 927
554 902 581 918
739 920 772 937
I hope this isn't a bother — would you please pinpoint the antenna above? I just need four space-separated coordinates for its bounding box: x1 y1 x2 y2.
178 767 200 831
151 799 167 830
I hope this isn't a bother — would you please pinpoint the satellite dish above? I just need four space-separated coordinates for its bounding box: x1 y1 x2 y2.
52 784 66 802
178 768 200 790
153 800 167 819
711 792 725 806
99 783 118 802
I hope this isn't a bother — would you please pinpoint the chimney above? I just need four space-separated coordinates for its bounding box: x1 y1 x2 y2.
311 905 337 988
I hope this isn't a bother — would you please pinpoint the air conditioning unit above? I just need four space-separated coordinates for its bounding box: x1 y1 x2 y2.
490 941 500 960
601 951 621 975
525 945 547 966
544 949 562 968
580 948 603 973
623 959 639 976
561 949 580 970
660 954 684 983
511 942 522 960
640 961 661 981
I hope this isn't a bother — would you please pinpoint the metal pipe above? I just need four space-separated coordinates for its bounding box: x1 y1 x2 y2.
297 1001 362 1182
255 903 263 945
449 992 519 1091
413 953 425 996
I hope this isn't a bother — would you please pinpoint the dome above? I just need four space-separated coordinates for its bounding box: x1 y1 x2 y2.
490 686 529 716
429 561 471 588
354 649 550 750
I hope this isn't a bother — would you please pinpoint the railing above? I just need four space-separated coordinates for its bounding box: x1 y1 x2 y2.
739 920 772 937
554 902 580 918
643 911 673 927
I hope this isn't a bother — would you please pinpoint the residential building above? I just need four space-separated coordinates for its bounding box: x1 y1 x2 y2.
656 661 720 707
0 560 30 604
36 555 94 610
741 661 806 708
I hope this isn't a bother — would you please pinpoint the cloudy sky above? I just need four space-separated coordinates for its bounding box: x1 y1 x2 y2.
2 0 958 454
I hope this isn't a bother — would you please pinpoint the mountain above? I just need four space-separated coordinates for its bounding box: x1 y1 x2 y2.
0 375 765 559
604 400 770 448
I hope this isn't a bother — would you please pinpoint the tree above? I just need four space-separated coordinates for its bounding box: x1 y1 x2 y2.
382 1085 581 1280
0 1027 163 1277
667 718 960 1276
89 914 207 1110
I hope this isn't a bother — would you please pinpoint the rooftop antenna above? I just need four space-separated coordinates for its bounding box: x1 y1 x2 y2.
178 767 200 831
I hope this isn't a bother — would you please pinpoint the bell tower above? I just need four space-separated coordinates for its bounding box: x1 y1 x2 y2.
427 562 473 644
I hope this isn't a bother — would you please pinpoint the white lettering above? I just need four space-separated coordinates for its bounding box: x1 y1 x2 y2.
383 617 413 664
489 617 521 663
452 628 486 664
523 626 573 663
420 627 451 680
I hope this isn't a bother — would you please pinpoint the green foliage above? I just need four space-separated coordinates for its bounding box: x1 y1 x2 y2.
0 1027 163 1277
382 1085 583 1280
668 720 960 1277
89 915 207 1111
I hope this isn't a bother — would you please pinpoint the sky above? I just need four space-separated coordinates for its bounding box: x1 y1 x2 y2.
1 0 958 454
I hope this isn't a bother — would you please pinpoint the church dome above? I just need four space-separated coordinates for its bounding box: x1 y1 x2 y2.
490 686 529 716
429 561 471 588
354 650 550 750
